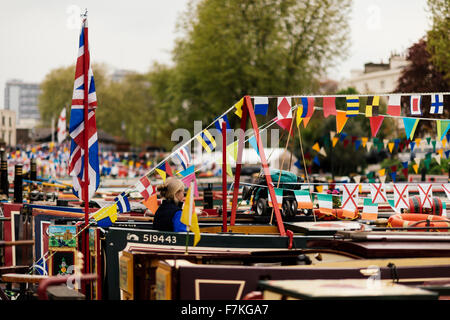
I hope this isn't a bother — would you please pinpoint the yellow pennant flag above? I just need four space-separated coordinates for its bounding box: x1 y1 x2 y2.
442 139 447 148
226 140 239 161
388 142 395 153
412 163 419 174
378 168 386 177
415 138 421 147
316 185 323 193
296 109 303 127
180 183 201 246
92 203 118 224
312 142 321 153
438 148 444 158
234 98 244 118
361 137 368 148
155 168 166 182
332 137 339 147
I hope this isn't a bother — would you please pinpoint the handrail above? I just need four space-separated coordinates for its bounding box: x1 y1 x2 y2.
37 273 98 300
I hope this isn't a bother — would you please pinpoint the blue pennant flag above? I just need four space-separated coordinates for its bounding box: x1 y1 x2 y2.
254 97 269 116
248 136 260 156
294 159 302 169
313 155 320 166
402 161 409 169
214 114 231 132
354 140 361 150
115 192 131 213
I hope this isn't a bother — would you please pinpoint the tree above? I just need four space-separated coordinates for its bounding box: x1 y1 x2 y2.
395 38 450 136
38 64 108 126
168 0 351 131
426 0 450 84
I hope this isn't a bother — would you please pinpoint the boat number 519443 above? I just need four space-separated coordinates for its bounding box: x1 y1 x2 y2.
143 234 177 244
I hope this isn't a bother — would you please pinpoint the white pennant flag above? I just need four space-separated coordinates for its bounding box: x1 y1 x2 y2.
370 183 387 203
418 184 433 208
342 184 359 211
442 184 450 200
57 107 67 144
393 184 409 212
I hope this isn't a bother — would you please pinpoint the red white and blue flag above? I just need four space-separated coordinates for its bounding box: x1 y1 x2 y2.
174 145 191 170
68 18 100 201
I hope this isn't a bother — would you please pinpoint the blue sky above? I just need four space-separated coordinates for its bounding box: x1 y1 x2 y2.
0 0 432 105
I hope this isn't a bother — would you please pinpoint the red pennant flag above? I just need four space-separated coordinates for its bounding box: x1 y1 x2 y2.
344 139 350 148
323 97 337 118
369 116 384 137
402 168 408 178
390 165 397 173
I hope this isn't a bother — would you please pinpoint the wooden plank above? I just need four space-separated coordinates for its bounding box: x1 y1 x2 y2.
2 273 48 284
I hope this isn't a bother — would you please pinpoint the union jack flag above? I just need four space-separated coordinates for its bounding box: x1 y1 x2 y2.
68 18 100 201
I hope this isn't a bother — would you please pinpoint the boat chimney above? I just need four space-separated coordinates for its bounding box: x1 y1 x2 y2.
14 163 23 203
30 158 37 181
0 149 8 198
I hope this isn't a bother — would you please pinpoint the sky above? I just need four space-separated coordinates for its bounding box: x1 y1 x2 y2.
0 0 433 106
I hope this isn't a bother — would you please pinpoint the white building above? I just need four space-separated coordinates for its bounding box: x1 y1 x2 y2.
339 54 409 94
4 80 41 128
0 109 16 146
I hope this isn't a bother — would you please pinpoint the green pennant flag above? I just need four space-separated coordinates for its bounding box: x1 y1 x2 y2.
437 120 450 141
403 118 420 140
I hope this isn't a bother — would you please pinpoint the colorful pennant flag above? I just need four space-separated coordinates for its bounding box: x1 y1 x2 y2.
387 95 401 116
361 198 378 221
346 96 359 117
342 184 359 212
180 182 201 246
214 114 231 132
136 176 155 201
317 193 334 215
369 116 384 137
323 97 337 118
196 129 217 153
403 118 420 140
173 145 191 170
393 184 409 212
276 97 293 131
92 203 118 228
248 136 260 156
312 142 321 153
115 192 131 213
370 183 387 203
365 96 380 117
143 193 159 214
409 95 422 115
298 97 315 118
437 120 450 141
254 97 269 116
336 111 348 134
155 162 173 182
430 93 444 114
293 190 313 209
268 188 283 209
234 98 244 118
418 184 433 209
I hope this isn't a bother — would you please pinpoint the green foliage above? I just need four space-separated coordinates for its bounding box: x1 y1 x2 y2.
169 0 351 130
426 0 450 83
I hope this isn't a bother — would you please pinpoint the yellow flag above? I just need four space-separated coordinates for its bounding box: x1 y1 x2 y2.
180 183 201 246
332 137 339 147
155 168 166 182
312 142 321 153
296 109 303 127
361 137 368 148
226 140 239 161
378 168 386 177
234 98 244 118
412 163 419 174
316 185 323 193
92 203 118 223
388 142 394 153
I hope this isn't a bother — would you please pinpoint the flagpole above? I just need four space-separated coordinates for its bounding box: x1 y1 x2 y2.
82 11 90 286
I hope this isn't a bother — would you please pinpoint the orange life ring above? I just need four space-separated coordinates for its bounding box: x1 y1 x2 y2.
388 213 450 232
314 208 359 221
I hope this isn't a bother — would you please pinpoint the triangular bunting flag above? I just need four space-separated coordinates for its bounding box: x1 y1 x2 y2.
403 118 420 140
336 111 348 134
369 116 384 137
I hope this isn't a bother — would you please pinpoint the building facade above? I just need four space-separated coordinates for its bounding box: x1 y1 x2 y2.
4 80 41 128
339 54 409 94
0 109 16 147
